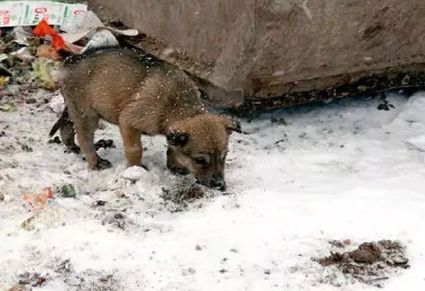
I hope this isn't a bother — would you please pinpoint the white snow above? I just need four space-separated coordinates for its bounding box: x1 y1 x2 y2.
47 92 65 114
1 91 425 290
121 166 149 182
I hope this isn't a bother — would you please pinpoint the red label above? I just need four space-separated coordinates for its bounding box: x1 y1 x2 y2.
35 7 48 14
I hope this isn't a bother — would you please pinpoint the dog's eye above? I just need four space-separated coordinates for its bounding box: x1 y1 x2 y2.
193 157 208 165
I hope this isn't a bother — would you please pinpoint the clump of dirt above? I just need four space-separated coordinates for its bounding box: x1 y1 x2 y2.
377 93 396 111
314 240 409 287
102 212 127 230
177 184 205 201
16 272 47 288
54 259 121 290
55 259 73 275
161 183 207 212
94 139 115 150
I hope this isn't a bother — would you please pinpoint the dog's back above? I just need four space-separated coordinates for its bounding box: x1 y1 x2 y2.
61 48 203 129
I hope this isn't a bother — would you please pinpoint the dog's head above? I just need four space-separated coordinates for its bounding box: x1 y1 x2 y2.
166 114 240 190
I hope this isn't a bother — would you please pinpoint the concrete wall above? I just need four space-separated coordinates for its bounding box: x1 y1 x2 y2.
89 0 425 108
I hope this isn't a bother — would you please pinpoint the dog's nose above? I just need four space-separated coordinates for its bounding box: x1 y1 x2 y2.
211 177 226 191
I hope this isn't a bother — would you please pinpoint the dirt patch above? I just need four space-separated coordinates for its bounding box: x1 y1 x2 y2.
314 240 409 287
176 185 205 202
16 272 47 288
161 183 206 212
101 212 128 230
7 258 122 291
54 259 121 290
94 139 115 150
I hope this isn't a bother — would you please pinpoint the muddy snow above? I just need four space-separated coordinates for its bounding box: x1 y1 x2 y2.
1 91 425 290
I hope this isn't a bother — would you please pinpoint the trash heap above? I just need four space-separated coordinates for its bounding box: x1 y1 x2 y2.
0 0 138 112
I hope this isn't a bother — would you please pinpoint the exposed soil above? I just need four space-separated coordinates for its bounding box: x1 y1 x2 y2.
314 240 409 287
16 272 47 288
161 183 207 212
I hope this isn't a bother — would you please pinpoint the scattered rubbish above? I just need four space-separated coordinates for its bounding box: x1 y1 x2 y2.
36 44 61 60
122 166 148 182
61 184 77 198
61 10 138 39
314 240 409 287
60 10 138 53
0 2 139 106
0 76 8 88
0 65 12 76
20 206 63 231
0 1 88 28
21 187 53 210
3 41 26 55
31 57 61 90
10 47 34 63
60 10 101 34
0 102 16 112
0 54 8 62
13 27 31 46
80 29 118 54
33 19 65 50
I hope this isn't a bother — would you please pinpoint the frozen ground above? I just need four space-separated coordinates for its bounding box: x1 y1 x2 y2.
1 91 425 290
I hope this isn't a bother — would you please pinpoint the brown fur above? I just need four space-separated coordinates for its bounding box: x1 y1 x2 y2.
52 48 239 190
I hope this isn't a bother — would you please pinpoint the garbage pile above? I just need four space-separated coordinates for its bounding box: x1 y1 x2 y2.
0 0 138 112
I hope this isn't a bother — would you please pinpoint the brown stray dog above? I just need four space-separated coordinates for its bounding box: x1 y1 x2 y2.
50 48 240 190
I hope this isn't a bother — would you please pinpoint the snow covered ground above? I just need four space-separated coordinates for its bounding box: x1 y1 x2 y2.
1 91 425 290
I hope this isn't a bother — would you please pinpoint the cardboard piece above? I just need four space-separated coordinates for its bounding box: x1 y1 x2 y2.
0 1 87 27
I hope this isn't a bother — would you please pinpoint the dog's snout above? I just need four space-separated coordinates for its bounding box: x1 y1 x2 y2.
210 176 226 191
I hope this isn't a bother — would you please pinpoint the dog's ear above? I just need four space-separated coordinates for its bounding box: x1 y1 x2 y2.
220 117 242 135
166 130 190 146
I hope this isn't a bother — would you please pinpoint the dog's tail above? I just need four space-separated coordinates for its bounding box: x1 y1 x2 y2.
49 108 69 137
